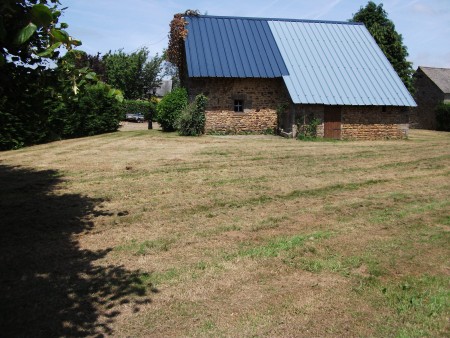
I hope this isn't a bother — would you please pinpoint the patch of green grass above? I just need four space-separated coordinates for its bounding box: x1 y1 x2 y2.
284 179 388 200
378 275 450 337
370 199 450 224
350 150 379 159
201 320 217 332
115 238 175 255
236 231 332 258
441 215 450 226
209 176 268 187
378 154 450 170
285 251 385 278
199 149 230 156
139 268 181 287
207 179 389 212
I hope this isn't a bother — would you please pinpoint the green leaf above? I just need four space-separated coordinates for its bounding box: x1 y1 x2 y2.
37 41 62 57
15 23 37 45
51 28 69 43
78 67 89 74
60 22 69 29
31 4 54 27
71 39 82 47
53 11 62 20
85 72 97 80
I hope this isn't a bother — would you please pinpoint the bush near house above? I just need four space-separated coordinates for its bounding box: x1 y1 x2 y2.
156 88 188 131
435 103 450 131
177 94 207 136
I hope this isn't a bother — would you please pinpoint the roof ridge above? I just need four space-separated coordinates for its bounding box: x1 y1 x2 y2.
186 14 364 26
419 66 450 71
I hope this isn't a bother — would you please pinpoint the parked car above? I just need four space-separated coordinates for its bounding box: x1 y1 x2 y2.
125 113 145 123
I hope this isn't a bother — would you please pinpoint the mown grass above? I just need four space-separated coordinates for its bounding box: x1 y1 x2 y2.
0 129 449 337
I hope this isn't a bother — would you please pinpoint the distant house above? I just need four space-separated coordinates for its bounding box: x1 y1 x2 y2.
412 66 450 129
154 80 173 97
182 15 416 140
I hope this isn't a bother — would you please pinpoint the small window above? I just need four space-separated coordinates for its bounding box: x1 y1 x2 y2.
234 99 244 112
382 105 387 112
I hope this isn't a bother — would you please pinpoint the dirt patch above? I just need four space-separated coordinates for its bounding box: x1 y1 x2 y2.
119 121 161 131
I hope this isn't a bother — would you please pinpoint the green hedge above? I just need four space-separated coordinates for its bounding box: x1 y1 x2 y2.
60 83 121 138
0 66 55 150
156 88 188 131
0 72 122 150
119 99 157 121
435 103 450 131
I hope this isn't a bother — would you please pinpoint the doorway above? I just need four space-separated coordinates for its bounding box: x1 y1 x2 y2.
324 106 342 139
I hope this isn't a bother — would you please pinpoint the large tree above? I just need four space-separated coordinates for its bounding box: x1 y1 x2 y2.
102 48 164 100
351 1 414 93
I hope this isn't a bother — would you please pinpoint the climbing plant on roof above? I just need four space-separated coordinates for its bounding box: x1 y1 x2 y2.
166 10 199 87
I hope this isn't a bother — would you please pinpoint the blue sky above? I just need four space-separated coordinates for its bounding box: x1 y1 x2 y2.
61 0 450 69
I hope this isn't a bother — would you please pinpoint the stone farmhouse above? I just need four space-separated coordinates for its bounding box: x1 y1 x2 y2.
412 66 450 130
182 15 416 139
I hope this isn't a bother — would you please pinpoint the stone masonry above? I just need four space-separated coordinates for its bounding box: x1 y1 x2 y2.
188 78 290 133
187 77 409 139
291 105 408 140
341 106 409 140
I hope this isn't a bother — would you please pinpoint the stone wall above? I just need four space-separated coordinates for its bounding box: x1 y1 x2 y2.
289 105 408 140
187 77 409 139
293 105 325 137
341 106 409 140
188 78 290 133
412 68 444 129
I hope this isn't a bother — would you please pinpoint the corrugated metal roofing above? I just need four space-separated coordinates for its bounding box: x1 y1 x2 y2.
184 16 289 78
269 20 416 106
184 15 416 107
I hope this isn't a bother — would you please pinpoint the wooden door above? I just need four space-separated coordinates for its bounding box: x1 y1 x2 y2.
324 106 342 139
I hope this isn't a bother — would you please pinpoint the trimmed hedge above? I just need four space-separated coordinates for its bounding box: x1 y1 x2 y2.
0 76 122 150
119 99 157 121
60 83 122 138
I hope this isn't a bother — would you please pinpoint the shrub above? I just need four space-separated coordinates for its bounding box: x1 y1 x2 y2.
177 94 207 136
297 117 321 140
0 66 56 150
156 87 188 131
435 103 450 131
61 83 122 138
119 99 156 121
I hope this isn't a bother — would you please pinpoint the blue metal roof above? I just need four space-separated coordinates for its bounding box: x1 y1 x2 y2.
184 16 289 78
269 20 416 106
184 15 416 107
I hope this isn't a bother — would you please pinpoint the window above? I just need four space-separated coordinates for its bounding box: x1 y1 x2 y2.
382 105 387 112
234 99 244 112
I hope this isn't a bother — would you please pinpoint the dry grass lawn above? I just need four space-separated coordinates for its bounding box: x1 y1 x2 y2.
0 128 449 337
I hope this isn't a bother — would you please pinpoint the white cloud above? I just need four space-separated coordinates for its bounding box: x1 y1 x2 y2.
411 3 436 15
312 0 343 19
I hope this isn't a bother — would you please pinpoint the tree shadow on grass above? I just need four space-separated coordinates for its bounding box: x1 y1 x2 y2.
0 165 154 337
